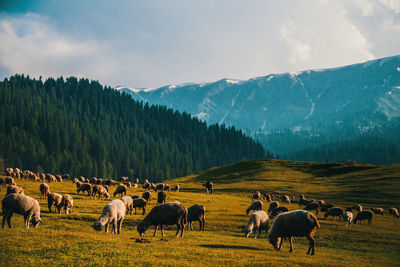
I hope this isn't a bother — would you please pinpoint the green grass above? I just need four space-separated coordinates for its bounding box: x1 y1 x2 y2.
1 159 400 266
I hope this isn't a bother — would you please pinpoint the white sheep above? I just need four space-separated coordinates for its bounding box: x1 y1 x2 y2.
343 211 353 226
244 210 269 238
92 199 126 234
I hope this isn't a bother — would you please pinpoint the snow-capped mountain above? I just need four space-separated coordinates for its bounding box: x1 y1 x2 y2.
119 55 400 132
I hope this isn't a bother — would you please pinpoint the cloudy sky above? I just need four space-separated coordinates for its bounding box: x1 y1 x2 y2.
0 0 399 88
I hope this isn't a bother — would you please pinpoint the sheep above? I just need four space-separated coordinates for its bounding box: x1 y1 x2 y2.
5 167 13 176
268 201 279 213
281 195 291 204
164 184 171 192
263 193 271 202
244 210 269 238
187 204 206 231
4 177 16 186
77 183 91 196
131 195 140 200
352 204 363 212
154 183 165 192
142 191 151 203
124 182 132 188
270 206 289 219
39 183 50 199
79 176 86 183
55 175 63 182
204 181 214 195
389 207 399 219
135 178 139 184
121 196 134 215
251 191 261 202
76 181 83 189
371 208 384 215
304 202 320 215
137 201 188 237
113 184 127 198
143 180 151 190
174 185 180 192
320 203 334 212
89 177 98 184
45 173 56 182
299 195 314 207
121 177 128 182
343 211 353 226
316 200 325 206
72 178 79 187
92 199 126 234
268 210 320 255
2 193 42 228
324 207 344 221
62 174 70 180
92 185 110 200
353 210 373 225
157 191 167 205
6 185 24 196
246 200 263 216
133 197 147 215
62 194 73 214
47 192 63 213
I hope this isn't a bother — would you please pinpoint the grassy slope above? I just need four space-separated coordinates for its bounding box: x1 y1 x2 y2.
0 159 399 266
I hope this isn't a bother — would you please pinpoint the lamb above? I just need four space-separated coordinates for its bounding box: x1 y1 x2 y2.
61 194 73 214
137 201 188 237
281 195 291 204
270 206 289 219
92 199 126 234
343 211 353 226
246 200 263 216
76 181 83 189
142 191 151 203
174 185 180 192
92 185 110 200
389 207 399 219
371 208 384 215
204 181 214 194
6 185 24 196
113 184 127 198
304 202 320 215
252 191 261 202
263 193 271 202
353 210 373 225
268 201 280 213
267 210 320 255
121 196 134 215
187 204 206 231
133 197 147 215
324 207 344 221
157 191 167 205
2 193 42 228
77 183 91 196
39 183 50 199
244 210 269 238
47 192 63 213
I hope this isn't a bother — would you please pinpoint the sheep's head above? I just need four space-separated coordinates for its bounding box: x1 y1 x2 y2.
268 235 279 250
92 221 103 232
105 192 110 199
244 228 252 238
137 222 148 237
31 216 42 228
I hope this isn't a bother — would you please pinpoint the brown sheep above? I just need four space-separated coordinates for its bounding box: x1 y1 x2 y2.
133 197 147 215
6 185 24 196
263 193 272 202
113 184 127 198
164 184 171 192
299 195 314 207
174 185 180 192
268 201 280 213
389 207 399 219
324 207 344 221
154 183 165 192
121 196 134 215
304 202 320 215
353 210 373 225
281 195 291 204
252 191 261 202
142 191 151 203
92 185 110 199
157 191 167 205
188 204 206 231
39 183 50 199
2 193 42 228
246 200 263 216
55 175 63 182
47 192 63 213
61 194 73 214
270 206 289 219
371 208 384 215
77 183 91 196
72 178 79 187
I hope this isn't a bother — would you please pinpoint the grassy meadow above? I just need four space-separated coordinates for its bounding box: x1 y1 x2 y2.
1 159 400 266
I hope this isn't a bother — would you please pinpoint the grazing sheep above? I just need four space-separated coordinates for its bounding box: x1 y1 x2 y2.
121 177 128 182
268 201 280 213
72 178 79 187
270 206 289 219
133 197 147 215
121 196 134 215
79 176 86 183
187 204 206 231
62 194 73 214
77 183 91 196
92 199 126 234
55 175 63 182
304 202 320 215
281 195 291 204
39 183 50 199
157 191 167 205
353 210 373 225
142 191 151 203
174 185 180 192
320 203 334 212
4 177 16 186
6 185 24 196
89 177 98 184
113 184 127 198
47 192 63 213
299 195 314 207
92 185 110 200
252 191 261 202
143 180 151 190
371 208 384 215
389 207 399 219
6 168 13 177
246 200 263 216
316 200 325 206
2 193 42 228
263 193 271 202
164 184 171 192
154 183 165 192
124 182 132 188
324 207 344 221
131 195 140 200
204 181 214 195
268 210 320 255
343 211 353 226
137 201 188 237
244 210 269 238
62 174 70 180
352 205 363 212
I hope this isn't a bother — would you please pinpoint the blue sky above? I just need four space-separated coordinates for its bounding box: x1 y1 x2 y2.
1 0 399 88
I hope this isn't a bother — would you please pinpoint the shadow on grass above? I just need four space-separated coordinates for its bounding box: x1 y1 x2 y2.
199 244 263 250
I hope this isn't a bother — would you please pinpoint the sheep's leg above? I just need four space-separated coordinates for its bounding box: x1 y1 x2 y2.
135 207 137 214
105 223 109 233
2 211 12 228
175 223 180 237
160 225 164 237
277 238 283 251
6 212 13 228
306 235 315 255
142 207 145 215
117 218 123 234
153 225 159 236
316 209 318 215
2 213 6 228
289 237 294 252
180 221 185 237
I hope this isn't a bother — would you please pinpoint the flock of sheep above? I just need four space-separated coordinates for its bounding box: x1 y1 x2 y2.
1 167 399 256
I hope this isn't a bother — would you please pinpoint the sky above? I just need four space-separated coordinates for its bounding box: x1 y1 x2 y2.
0 0 399 88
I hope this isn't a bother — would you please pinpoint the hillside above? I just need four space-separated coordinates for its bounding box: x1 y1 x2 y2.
0 75 265 180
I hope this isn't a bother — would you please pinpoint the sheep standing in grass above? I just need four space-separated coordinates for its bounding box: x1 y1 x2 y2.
39 183 49 199
299 195 314 207
2 193 42 228
252 191 261 202
174 185 180 192
371 208 384 215
92 185 110 200
324 207 344 221
92 199 126 234
320 203 334 212
47 192 63 213
133 197 147 215
244 210 269 238
113 184 127 198
142 191 151 203
137 201 188 237
62 194 74 214
188 204 206 231
389 208 399 219
281 195 291 204
246 200 263 215
268 201 279 213
6 185 24 196
157 191 167 205
77 183 91 196
353 210 373 225
352 205 363 212
268 210 320 255
121 196 134 215
204 181 214 195
263 193 271 202
343 211 353 226
270 207 289 219
304 202 320 215
154 183 165 192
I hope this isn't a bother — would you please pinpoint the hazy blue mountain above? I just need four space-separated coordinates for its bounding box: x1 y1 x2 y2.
118 55 400 132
